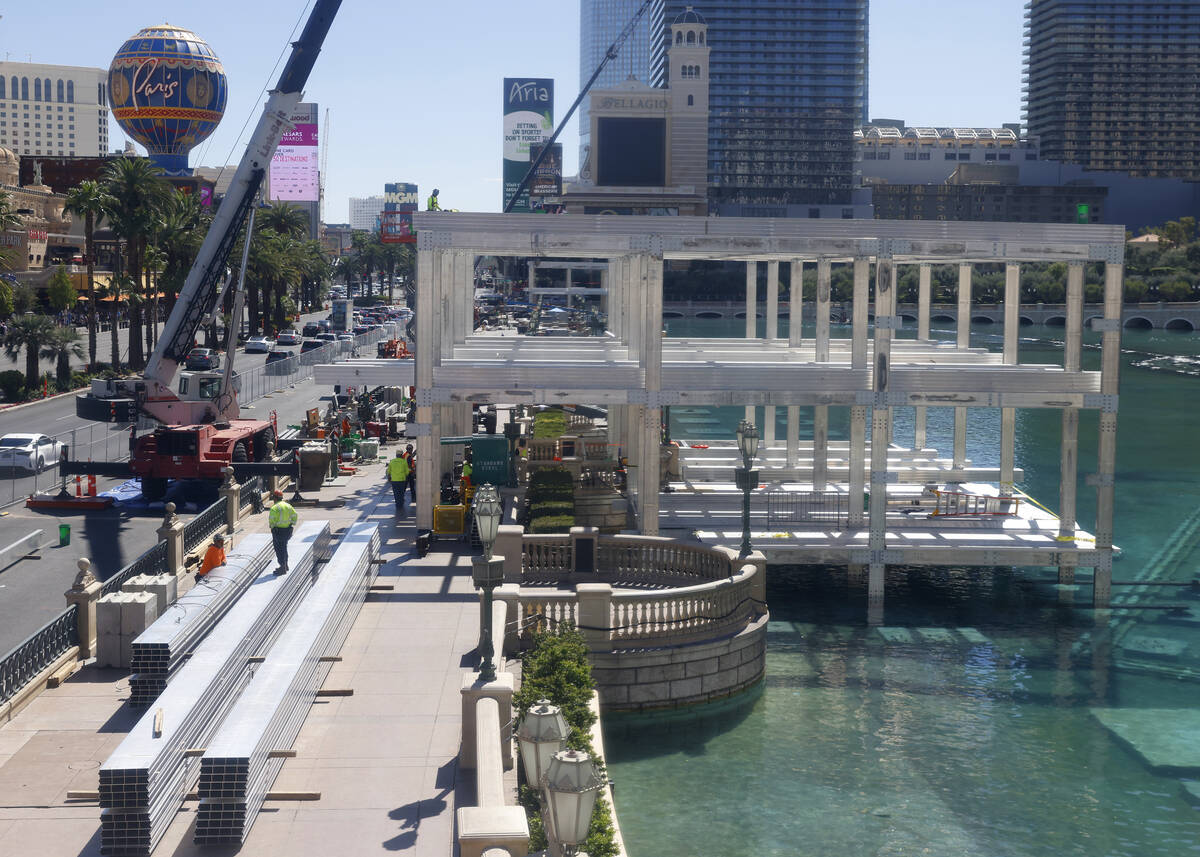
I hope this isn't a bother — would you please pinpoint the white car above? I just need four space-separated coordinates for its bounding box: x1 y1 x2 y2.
0 433 65 472
244 335 274 353
275 331 302 346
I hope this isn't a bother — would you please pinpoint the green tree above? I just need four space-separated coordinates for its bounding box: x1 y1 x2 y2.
1123 277 1149 303
64 179 109 367
11 283 37 315
2 314 55 390
46 264 78 312
101 157 169 369
1159 279 1194 301
0 280 14 319
40 327 84 389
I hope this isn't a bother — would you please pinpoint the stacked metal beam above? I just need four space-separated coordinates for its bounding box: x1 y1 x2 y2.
128 536 273 706
194 523 381 844
98 521 331 857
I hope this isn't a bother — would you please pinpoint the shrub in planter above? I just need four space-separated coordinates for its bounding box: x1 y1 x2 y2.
530 501 574 518
532 408 568 439
529 514 575 534
0 369 25 402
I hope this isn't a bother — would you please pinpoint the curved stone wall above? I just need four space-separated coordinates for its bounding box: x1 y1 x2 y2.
589 612 767 712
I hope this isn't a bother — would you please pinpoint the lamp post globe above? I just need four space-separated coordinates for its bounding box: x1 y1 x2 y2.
544 748 605 856
472 483 503 560
516 699 570 788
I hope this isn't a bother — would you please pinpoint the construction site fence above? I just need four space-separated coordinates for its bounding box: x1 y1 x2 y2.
765 490 850 528
0 328 384 512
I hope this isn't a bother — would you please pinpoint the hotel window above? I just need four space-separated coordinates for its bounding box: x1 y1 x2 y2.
66 81 74 103
57 80 64 102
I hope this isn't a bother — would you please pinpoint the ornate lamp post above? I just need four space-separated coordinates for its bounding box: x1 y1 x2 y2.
735 419 760 558
544 749 605 857
516 699 570 791
471 483 504 682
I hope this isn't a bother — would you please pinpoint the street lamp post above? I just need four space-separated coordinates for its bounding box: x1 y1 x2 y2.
735 419 760 558
544 749 605 857
471 484 504 682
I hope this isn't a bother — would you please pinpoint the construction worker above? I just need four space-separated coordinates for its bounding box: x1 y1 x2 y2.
268 489 298 574
403 444 417 504
460 453 474 503
196 532 226 579
387 449 411 513
426 188 441 211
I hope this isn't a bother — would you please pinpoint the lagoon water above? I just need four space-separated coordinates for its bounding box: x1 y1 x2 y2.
605 318 1200 857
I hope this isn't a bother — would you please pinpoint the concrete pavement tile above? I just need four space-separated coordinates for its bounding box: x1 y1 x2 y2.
426 720 463 757
54 669 130 695
7 731 111 764
0 761 83 805
0 728 36 757
11 694 131 731
304 763 427 810
0 816 101 856
282 808 393 857
318 720 435 761
348 668 448 693
335 691 441 719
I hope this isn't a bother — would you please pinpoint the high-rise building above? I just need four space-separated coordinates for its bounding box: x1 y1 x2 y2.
349 196 385 231
0 61 110 157
579 0 656 164
649 1 869 216
1023 0 1200 179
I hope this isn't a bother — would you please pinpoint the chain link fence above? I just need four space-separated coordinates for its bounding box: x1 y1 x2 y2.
0 328 385 511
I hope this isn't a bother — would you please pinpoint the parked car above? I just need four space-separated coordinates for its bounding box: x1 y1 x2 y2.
185 347 221 371
265 348 297 375
0 433 65 472
302 322 321 337
244 335 274 353
275 331 302 346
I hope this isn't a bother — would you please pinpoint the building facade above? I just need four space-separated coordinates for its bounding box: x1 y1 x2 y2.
579 0 656 165
566 10 709 215
348 196 385 231
0 61 110 158
1024 0 1200 179
650 1 868 216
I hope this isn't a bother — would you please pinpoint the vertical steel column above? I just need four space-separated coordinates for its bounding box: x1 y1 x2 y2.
609 257 623 341
1058 261 1085 584
1093 261 1123 608
867 251 896 617
415 245 438 530
848 257 869 523
439 251 455 361
813 259 833 490
914 263 932 449
954 263 971 469
455 251 473 344
627 255 644 363
787 260 804 466
745 261 757 423
763 261 779 448
1001 263 1020 496
639 250 664 536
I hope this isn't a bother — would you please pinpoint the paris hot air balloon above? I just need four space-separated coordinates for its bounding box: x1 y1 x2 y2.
108 24 228 176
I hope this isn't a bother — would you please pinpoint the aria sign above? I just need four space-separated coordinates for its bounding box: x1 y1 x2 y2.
502 77 554 212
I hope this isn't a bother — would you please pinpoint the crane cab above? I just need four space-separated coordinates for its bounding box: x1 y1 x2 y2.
178 371 240 403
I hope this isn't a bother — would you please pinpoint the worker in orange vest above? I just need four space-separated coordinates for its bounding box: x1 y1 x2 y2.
196 533 226 580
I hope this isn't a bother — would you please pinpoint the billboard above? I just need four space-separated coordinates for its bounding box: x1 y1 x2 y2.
503 78 554 212
529 143 563 197
269 106 320 202
382 182 418 244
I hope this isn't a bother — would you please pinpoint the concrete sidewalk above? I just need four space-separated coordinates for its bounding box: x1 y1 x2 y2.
0 454 489 857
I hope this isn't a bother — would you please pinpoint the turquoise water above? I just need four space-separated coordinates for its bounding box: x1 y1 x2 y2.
605 318 1200 857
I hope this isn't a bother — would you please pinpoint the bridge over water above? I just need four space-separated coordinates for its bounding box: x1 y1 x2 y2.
663 300 1200 331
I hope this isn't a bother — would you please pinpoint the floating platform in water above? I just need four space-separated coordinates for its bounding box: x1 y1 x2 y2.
1091 708 1200 776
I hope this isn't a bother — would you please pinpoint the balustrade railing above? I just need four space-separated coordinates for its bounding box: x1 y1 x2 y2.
239 476 263 514
0 606 77 704
610 566 756 647
515 593 578 646
597 538 730 585
101 540 168 597
522 537 573 582
184 498 228 554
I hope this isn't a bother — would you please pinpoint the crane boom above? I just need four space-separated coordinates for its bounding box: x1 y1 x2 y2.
78 0 343 426
503 0 653 213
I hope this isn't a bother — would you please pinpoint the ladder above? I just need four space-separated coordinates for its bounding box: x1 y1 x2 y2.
931 489 1019 517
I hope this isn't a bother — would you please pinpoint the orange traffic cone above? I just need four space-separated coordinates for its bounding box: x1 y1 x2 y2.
75 475 82 497
87 474 97 497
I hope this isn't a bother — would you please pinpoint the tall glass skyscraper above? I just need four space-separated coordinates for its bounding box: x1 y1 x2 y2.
579 0 656 164
648 1 869 213
1024 1 1200 179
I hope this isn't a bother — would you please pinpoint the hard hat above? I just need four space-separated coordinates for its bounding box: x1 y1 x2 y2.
271 489 284 500
432 188 439 195
213 533 225 543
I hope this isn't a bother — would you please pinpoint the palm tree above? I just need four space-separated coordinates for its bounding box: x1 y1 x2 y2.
156 190 205 318
40 327 85 389
103 273 133 369
3 314 55 391
101 158 169 369
259 201 309 239
64 180 108 368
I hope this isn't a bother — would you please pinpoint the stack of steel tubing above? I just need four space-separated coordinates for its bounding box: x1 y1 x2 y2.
128 536 274 706
97 521 331 857
195 522 381 843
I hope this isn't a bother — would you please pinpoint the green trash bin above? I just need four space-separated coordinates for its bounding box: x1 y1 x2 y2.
59 524 71 546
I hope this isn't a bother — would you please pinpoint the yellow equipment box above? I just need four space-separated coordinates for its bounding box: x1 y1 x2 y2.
433 504 467 537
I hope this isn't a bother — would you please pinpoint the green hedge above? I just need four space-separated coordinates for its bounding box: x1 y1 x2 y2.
530 501 574 518
513 625 619 857
529 514 575 534
532 408 568 439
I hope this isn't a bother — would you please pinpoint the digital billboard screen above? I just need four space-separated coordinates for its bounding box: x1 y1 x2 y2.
503 77 554 211
596 118 666 187
270 112 319 202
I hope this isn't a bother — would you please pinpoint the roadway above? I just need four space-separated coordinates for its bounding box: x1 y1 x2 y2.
0 309 356 655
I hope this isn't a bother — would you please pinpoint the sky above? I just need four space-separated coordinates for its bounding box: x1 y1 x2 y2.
0 1 1026 220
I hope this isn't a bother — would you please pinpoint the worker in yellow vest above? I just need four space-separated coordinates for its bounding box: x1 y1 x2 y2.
268 489 298 574
387 449 411 513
